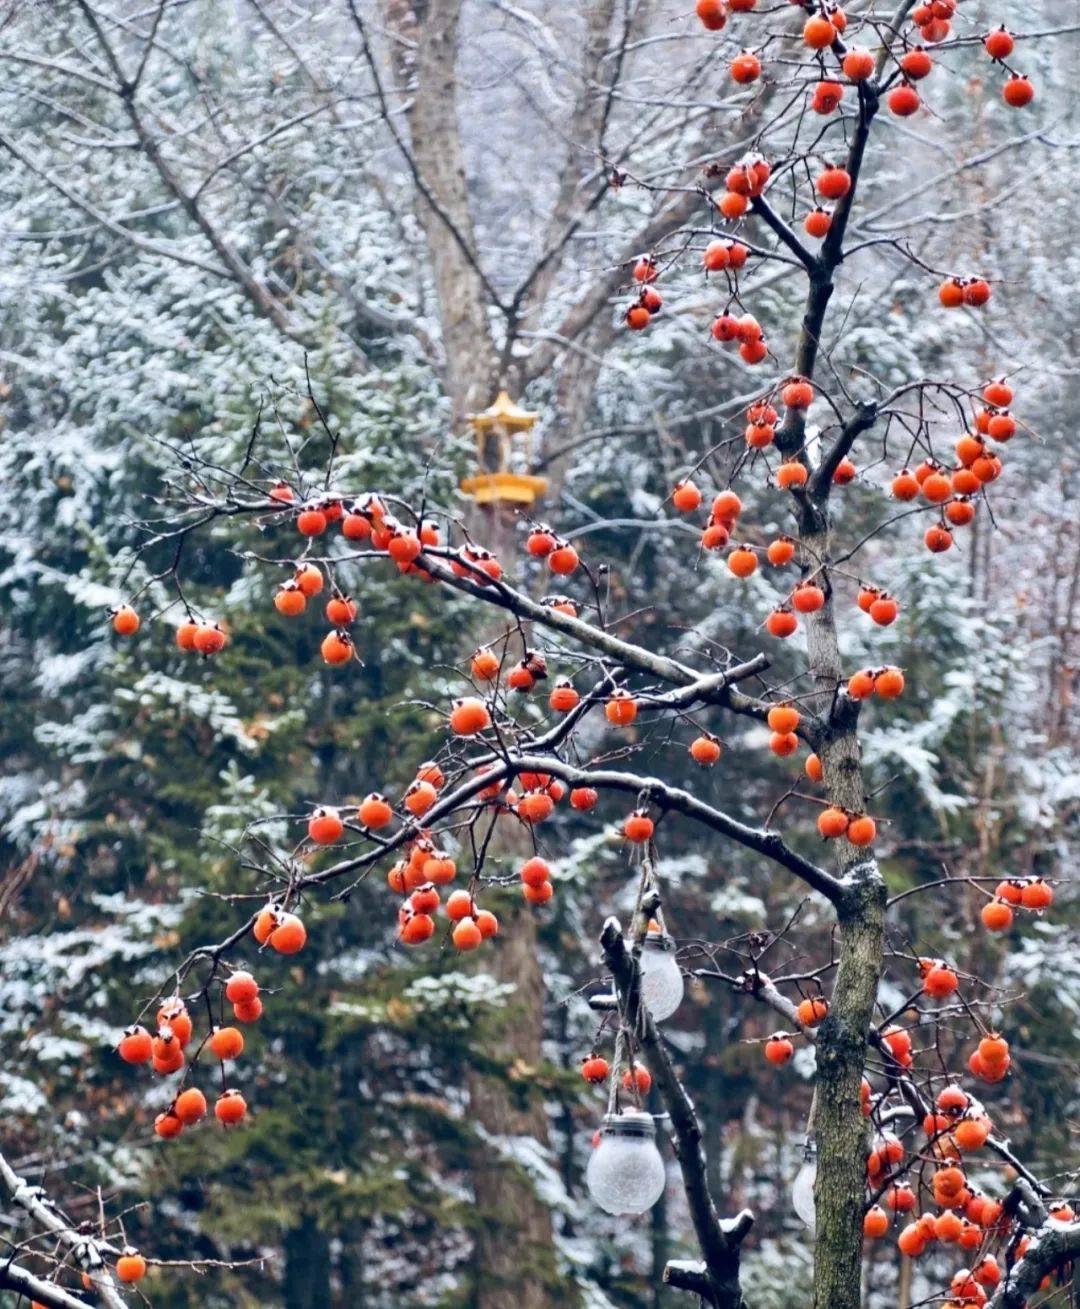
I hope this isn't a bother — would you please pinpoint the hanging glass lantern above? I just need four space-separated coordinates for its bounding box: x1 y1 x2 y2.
586 1110 667 1215
791 1140 817 1230
637 931 685 1022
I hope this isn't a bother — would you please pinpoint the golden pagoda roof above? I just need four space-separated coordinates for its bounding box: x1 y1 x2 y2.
467 389 539 433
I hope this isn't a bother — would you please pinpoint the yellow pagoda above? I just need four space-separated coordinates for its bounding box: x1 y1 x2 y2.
460 390 548 506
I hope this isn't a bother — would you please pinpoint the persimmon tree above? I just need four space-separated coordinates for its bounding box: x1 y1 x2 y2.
4 2 1080 1309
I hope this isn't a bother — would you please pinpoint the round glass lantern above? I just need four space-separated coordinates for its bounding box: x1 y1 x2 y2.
586 1110 667 1215
638 932 685 1022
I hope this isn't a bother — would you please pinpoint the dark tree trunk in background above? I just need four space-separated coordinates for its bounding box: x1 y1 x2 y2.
465 903 570 1309
283 1214 332 1309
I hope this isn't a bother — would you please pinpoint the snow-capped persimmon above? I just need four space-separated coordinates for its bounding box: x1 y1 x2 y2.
766 537 795 566
157 1000 192 1046
777 461 809 490
711 490 742 523
816 165 851 200
225 971 258 1005
605 690 638 725
400 911 435 945
847 669 875 700
792 583 824 613
341 510 371 541
730 52 761 84
214 1089 247 1124
358 794 393 829
690 735 722 766
863 1206 889 1239
817 807 848 839
452 917 483 951
308 805 344 844
766 608 798 638
274 582 306 616
581 1054 609 1085
622 1065 652 1094
695 0 727 30
796 997 828 1027
175 620 199 651
1020 877 1053 909
269 912 307 955
518 790 554 824
728 546 757 578
1003 74 1034 107
623 809 654 843
294 563 323 597
938 278 964 307
549 679 579 712
523 879 554 906
112 604 140 636
404 780 438 817
923 963 958 999
804 207 831 238
154 1111 183 1139
764 1034 794 1065
193 622 228 655
981 899 1013 932
868 594 899 626
116 1251 148 1283
846 814 877 846
570 786 598 811
875 667 905 698
174 1087 207 1125
672 479 702 512
450 697 491 735
325 594 357 625
210 1026 245 1060
118 1025 153 1064
548 543 579 575
409 882 440 915
296 506 327 537
320 630 353 665
803 13 835 48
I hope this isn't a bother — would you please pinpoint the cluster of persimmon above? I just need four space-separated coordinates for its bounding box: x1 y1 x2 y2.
117 982 257 1143
887 378 1017 553
761 995 833 1066
111 601 229 656
580 1052 654 1097
649 1 1034 338
979 875 1054 934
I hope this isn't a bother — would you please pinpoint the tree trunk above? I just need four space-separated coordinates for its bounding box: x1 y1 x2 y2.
802 524 887 1309
382 0 500 421
465 900 570 1309
283 1214 332 1309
